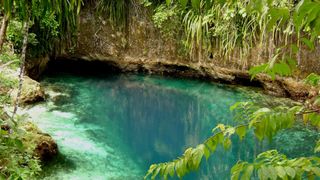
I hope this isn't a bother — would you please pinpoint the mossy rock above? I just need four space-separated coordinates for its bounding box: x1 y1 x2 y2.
11 76 45 104
22 122 58 162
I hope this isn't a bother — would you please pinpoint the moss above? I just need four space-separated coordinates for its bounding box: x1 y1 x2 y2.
22 122 58 161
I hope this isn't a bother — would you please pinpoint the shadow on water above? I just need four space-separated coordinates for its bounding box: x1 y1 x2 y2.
39 153 77 178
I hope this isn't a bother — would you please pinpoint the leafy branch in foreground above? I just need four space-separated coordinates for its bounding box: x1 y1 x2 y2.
144 103 320 179
231 150 320 180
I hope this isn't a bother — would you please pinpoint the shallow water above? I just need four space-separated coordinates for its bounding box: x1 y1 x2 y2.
26 73 319 180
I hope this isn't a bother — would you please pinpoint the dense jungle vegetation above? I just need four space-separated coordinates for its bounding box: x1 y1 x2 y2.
0 0 320 179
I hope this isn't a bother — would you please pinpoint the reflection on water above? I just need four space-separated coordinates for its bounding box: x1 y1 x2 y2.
26 74 319 180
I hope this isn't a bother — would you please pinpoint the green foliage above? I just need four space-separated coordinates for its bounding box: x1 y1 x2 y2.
29 0 82 56
97 0 128 30
293 0 320 42
0 73 18 90
152 4 181 38
28 10 61 57
0 45 20 69
0 75 41 179
0 0 82 57
144 123 244 179
6 20 38 53
231 150 320 180
0 117 41 179
315 140 320 153
145 101 320 179
303 112 320 128
249 52 297 80
180 0 262 57
144 0 320 73
304 73 320 86
0 44 41 179
145 0 303 61
232 102 302 141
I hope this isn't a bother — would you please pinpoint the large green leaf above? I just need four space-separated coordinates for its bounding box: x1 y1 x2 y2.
179 0 188 8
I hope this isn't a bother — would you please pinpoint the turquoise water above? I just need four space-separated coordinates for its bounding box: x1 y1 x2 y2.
26 73 319 180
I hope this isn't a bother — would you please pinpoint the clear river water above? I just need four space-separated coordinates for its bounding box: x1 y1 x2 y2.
26 73 319 180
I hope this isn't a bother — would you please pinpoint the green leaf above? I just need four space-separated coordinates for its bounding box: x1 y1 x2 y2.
285 166 296 178
212 124 225 133
191 0 200 10
268 8 289 30
179 0 188 8
254 124 264 141
236 126 247 141
151 166 160 180
275 166 286 179
291 44 299 54
202 145 210 160
258 166 269 180
249 64 268 80
192 146 204 169
230 102 241 111
14 139 23 150
315 140 320 153
166 0 171 6
145 164 157 179
231 163 243 180
267 166 277 180
240 165 254 180
175 159 187 178
301 38 315 50
183 147 193 160
205 137 218 152
311 167 320 176
164 162 175 177
223 138 232 150
304 73 320 86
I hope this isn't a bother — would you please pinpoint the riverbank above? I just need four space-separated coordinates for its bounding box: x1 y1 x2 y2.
0 52 58 178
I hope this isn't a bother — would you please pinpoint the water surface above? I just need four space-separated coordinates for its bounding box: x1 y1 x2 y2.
26 73 319 179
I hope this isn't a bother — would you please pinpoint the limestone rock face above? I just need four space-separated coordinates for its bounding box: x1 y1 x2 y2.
280 78 313 100
25 55 49 80
11 76 45 104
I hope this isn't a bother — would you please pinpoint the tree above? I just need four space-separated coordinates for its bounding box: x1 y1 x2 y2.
11 13 29 120
3 0 82 119
0 13 9 51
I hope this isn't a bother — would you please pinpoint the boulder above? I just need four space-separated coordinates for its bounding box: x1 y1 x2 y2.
34 133 58 161
280 78 314 101
11 76 45 104
23 122 58 161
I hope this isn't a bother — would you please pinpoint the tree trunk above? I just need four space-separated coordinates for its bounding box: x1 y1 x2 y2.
0 14 9 52
12 20 29 121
